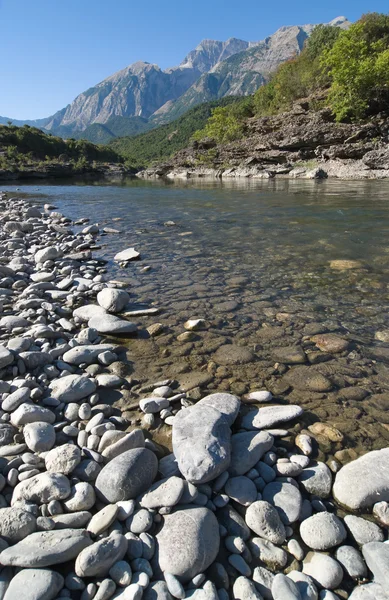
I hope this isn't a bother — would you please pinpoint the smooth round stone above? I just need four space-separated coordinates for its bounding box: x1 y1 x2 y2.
0 507 37 542
373 501 389 526
73 304 107 322
0 423 15 447
229 431 274 476
348 583 388 600
2 387 30 411
139 398 170 414
3 568 64 600
250 538 287 570
45 444 81 474
344 515 384 545
213 345 254 366
97 288 130 313
49 374 96 403
75 532 127 577
302 552 343 589
333 448 389 510
11 403 55 427
262 481 302 524
335 545 368 579
88 314 137 335
156 507 220 581
164 572 185 599
0 528 91 567
139 476 184 509
362 541 389 588
12 472 71 505
95 448 158 502
109 560 132 586
225 476 257 506
87 504 118 536
172 404 231 485
233 576 263 599
23 422 56 452
243 391 273 404
51 511 92 529
142 581 172 600
114 247 140 262
272 574 301 600
299 461 332 498
245 500 286 544
300 513 347 550
63 482 96 511
126 509 153 534
241 405 303 430
287 571 318 600
0 345 14 369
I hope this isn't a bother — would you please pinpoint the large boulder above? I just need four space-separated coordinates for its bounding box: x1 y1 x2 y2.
156 507 220 581
97 288 130 313
333 449 389 510
3 569 64 600
172 404 232 484
95 448 158 502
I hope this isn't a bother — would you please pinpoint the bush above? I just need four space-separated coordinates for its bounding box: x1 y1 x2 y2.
322 13 389 120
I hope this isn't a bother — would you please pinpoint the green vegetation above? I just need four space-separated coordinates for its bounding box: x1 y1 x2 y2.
323 13 389 120
192 97 254 144
0 123 120 172
109 98 238 168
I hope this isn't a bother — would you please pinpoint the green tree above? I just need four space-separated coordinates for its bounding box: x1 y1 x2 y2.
192 106 245 143
322 13 389 120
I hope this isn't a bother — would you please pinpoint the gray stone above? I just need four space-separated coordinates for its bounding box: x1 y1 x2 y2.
250 538 287 570
95 448 158 502
12 472 71 505
335 545 367 579
73 304 107 322
63 482 96 512
45 444 81 474
348 583 388 600
114 247 140 262
272 574 302 600
172 404 231 484
344 515 384 545
89 314 137 335
49 374 96 403
241 405 303 430
262 481 302 524
3 568 64 600
62 344 118 365
156 507 219 582
75 532 127 577
333 449 389 510
299 462 332 498
11 403 55 427
196 393 240 426
0 423 17 446
0 346 13 369
0 507 37 542
362 541 389 587
24 422 56 452
253 566 275 600
214 344 254 366
2 386 30 411
0 316 30 330
140 398 170 414
19 351 53 370
143 581 173 600
229 431 274 476
302 552 343 589
51 511 92 529
140 476 184 509
233 576 263 600
217 505 250 541
225 476 257 506
300 513 347 550
97 288 130 313
0 528 92 567
245 500 286 544
102 429 145 461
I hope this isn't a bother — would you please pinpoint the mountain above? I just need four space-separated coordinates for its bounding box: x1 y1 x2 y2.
0 17 350 138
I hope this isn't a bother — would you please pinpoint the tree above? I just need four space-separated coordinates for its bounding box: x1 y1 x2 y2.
322 13 389 120
192 106 245 143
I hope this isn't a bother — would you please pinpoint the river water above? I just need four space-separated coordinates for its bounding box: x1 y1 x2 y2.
4 177 389 462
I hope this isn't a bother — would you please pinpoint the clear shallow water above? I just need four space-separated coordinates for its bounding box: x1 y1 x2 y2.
4 177 389 459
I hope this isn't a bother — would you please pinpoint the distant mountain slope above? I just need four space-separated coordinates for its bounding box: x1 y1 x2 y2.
0 17 350 138
109 97 238 168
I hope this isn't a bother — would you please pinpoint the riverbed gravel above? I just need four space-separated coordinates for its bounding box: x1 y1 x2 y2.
0 191 388 599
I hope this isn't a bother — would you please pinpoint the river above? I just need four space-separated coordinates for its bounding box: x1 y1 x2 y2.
4 177 389 462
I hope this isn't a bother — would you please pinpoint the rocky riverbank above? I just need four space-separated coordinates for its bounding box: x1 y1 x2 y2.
137 102 389 181
0 191 388 599
0 163 135 182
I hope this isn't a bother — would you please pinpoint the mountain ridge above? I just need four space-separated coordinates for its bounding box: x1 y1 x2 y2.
0 17 350 137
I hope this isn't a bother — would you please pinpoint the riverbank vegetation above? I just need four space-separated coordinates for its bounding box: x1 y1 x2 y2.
0 124 120 173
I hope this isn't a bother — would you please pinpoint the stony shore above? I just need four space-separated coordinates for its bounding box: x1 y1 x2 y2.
0 191 388 599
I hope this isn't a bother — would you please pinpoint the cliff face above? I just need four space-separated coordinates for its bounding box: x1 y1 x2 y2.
2 17 350 135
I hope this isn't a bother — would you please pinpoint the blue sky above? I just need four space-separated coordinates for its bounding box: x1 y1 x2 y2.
0 0 387 119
